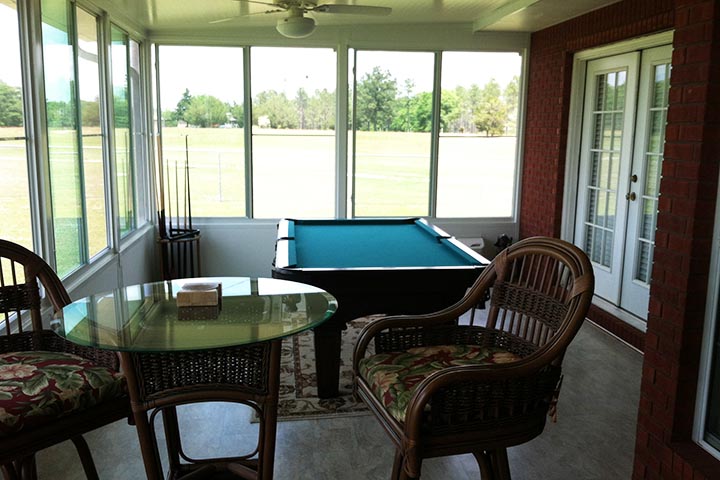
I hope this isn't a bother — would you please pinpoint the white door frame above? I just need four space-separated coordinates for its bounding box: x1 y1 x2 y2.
561 31 674 331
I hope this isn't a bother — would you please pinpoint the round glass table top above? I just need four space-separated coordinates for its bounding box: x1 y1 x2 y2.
53 277 337 352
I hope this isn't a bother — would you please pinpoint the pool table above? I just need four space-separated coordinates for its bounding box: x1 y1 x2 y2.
272 218 489 398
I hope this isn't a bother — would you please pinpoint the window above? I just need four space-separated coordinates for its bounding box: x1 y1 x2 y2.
36 2 146 277
0 0 32 249
153 45 524 220
437 52 521 217
251 47 336 218
76 7 108 258
704 322 720 453
697 179 720 460
110 25 137 237
352 51 434 217
42 0 86 276
157 46 246 218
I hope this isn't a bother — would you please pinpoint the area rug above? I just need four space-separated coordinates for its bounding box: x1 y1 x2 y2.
263 316 381 422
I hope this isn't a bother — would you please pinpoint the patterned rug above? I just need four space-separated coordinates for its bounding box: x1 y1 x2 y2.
261 316 380 422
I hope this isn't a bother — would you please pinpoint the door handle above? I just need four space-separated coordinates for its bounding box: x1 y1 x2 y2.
625 192 636 201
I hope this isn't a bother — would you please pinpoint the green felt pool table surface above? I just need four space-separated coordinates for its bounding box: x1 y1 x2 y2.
281 218 484 269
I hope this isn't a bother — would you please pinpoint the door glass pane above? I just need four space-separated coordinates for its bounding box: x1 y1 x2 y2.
705 309 720 451
635 63 670 284
110 26 135 237
583 69 626 267
436 52 521 217
42 0 84 276
76 7 107 258
353 51 433 217
0 0 32 249
251 47 336 219
158 46 246 219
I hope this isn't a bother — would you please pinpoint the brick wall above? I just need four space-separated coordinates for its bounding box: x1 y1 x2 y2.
521 0 674 239
523 0 720 478
637 1 720 478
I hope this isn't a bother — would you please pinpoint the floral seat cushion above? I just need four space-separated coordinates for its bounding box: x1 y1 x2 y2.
0 351 125 436
359 345 521 423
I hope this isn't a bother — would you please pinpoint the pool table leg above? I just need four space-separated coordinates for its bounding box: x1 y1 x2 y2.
313 322 344 398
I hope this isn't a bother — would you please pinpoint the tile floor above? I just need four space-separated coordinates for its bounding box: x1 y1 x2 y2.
36 321 642 479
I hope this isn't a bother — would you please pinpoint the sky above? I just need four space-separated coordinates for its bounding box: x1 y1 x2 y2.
158 46 522 110
0 2 22 87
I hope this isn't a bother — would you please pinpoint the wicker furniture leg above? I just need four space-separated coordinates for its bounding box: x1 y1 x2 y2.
120 340 282 480
474 451 493 479
70 436 100 480
162 407 183 473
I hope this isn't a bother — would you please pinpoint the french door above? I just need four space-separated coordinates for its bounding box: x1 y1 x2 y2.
574 45 671 319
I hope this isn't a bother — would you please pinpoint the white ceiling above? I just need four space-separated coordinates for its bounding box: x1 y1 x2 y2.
107 0 622 36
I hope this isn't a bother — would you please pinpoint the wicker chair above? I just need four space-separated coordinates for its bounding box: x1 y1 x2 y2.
0 239 129 480
353 236 594 479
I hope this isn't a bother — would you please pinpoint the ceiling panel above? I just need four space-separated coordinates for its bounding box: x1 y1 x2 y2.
99 0 622 35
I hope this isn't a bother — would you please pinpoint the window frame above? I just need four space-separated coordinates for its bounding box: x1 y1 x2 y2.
7 0 152 286
152 43 527 223
694 171 720 461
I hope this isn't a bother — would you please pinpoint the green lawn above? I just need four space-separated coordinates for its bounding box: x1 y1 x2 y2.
2 126 517 272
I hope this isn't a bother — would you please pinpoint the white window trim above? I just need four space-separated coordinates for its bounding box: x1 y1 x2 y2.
693 172 720 461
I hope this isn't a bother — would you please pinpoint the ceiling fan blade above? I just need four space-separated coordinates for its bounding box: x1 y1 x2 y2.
209 8 284 24
231 0 285 7
311 4 392 15
209 17 235 24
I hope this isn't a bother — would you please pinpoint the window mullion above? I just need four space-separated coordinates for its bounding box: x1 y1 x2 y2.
100 17 120 254
350 48 358 218
429 51 442 218
243 46 253 219
18 0 53 261
69 4 90 264
334 41 349 219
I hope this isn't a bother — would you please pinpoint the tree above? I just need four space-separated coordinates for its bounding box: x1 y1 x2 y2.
392 79 415 132
440 89 460 132
184 95 227 127
393 92 432 132
0 81 23 127
473 79 508 136
253 90 297 129
81 99 101 127
295 88 309 129
474 79 508 136
356 66 397 131
443 85 482 133
162 110 178 127
503 75 519 115
113 87 129 128
228 102 244 128
503 75 520 134
46 100 75 128
175 88 192 123
306 89 335 130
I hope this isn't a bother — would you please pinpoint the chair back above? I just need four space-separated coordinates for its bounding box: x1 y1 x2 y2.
0 239 71 335
485 237 593 352
450 237 593 360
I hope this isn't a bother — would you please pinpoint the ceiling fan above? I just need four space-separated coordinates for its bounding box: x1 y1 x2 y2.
212 1 392 38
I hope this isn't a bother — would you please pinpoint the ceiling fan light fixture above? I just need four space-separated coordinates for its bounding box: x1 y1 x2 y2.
276 15 316 38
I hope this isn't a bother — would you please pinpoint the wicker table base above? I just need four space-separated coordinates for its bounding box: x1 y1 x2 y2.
121 340 281 480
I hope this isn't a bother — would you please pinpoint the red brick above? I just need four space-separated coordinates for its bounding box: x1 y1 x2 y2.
688 1 716 23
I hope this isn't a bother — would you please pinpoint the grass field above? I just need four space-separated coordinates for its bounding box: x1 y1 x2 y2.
2 126 516 272
161 127 516 218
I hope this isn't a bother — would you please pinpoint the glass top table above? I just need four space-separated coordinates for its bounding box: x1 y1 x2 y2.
53 276 337 353
52 277 337 480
